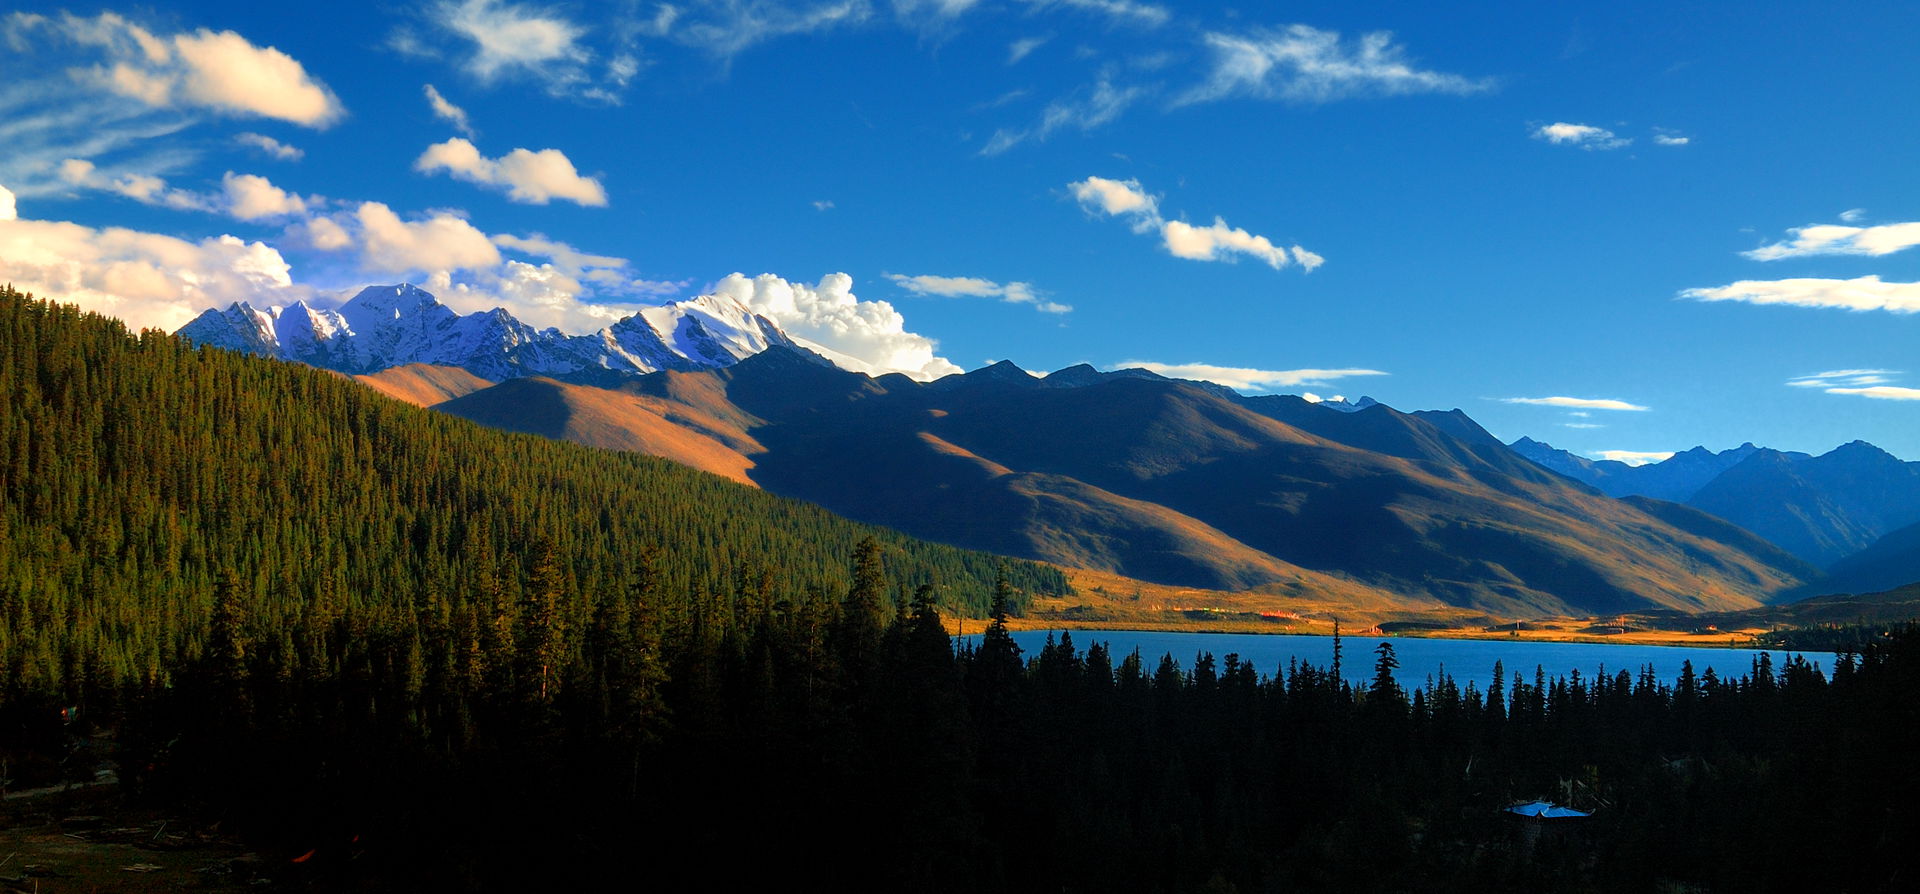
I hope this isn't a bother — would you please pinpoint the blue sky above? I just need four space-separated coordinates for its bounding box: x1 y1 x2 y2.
2 0 1916 461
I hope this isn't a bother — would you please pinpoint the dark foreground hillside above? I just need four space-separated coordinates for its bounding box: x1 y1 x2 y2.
3 287 1915 891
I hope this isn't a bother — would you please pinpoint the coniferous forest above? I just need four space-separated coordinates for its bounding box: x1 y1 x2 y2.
3 286 1917 891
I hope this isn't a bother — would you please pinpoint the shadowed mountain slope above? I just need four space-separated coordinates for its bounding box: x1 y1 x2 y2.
435 348 1810 616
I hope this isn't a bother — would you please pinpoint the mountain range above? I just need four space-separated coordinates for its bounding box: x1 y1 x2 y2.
1510 437 1920 567
181 284 1917 616
178 283 805 381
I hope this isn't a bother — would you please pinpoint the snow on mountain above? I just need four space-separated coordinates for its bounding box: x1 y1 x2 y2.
177 283 812 382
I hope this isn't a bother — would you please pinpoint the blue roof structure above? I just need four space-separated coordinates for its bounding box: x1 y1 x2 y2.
1506 800 1592 819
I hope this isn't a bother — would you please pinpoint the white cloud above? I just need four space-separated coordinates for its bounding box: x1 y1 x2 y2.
1008 35 1049 64
812 199 835 211
1068 174 1321 272
714 272 963 380
415 137 607 206
1825 386 1920 400
1743 220 1920 260
1501 396 1649 411
983 69 1144 154
1839 208 1866 223
0 184 15 220
57 158 209 211
221 172 309 220
424 84 477 136
1787 369 1898 388
289 216 352 251
671 1 871 58
431 0 588 87
1562 423 1604 429
1785 369 1920 401
12 12 343 127
1162 217 1321 271
1532 122 1630 150
1021 0 1169 28
1069 175 1157 220
0 201 298 332
886 272 1069 313
1681 276 1920 313
1653 133 1689 146
1593 450 1673 466
235 132 303 160
1181 25 1491 106
1113 361 1386 393
354 201 502 274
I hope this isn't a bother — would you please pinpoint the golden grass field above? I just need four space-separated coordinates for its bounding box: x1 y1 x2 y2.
944 566 1774 648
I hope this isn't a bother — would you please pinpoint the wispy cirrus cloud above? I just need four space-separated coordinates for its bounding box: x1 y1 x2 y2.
1501 396 1650 411
983 69 1145 155
1788 369 1920 401
1068 175 1322 271
1180 25 1491 106
424 84 477 136
1020 0 1169 29
887 272 1069 314
234 132 303 161
1743 219 1920 260
1113 361 1385 393
1681 275 1920 313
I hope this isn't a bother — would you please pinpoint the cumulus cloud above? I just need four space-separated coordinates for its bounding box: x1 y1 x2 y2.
714 272 963 380
1743 220 1920 260
415 137 607 206
0 184 14 221
1653 132 1690 146
354 201 502 274
1068 175 1321 272
1069 175 1157 221
11 12 343 126
887 273 1070 314
234 132 303 160
1593 450 1674 466
1181 25 1491 106
424 84 477 136
1681 275 1920 313
1501 396 1649 411
1162 218 1323 270
1532 122 1630 150
221 172 309 220
0 198 299 331
1113 361 1385 393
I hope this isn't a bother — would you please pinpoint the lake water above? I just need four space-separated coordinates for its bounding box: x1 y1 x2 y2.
965 630 1835 691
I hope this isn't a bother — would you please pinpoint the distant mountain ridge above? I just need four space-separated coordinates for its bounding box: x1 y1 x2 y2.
178 283 805 381
1510 436 1920 567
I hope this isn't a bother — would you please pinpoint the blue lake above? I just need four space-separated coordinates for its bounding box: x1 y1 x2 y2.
964 630 1835 691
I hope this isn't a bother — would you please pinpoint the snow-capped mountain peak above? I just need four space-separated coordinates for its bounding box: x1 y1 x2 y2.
177 283 816 383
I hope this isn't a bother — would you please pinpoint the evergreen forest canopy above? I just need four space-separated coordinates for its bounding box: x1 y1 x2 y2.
0 285 1064 699
2 286 1916 891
